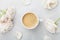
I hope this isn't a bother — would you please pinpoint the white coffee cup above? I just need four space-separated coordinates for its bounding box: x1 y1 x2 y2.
21 12 43 29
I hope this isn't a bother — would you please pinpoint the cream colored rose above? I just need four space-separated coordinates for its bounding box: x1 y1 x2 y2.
45 19 57 33
45 0 58 9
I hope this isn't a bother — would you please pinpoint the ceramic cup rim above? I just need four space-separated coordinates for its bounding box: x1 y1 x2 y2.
21 12 39 29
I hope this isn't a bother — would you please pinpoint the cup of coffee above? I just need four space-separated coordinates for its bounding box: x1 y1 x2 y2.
22 12 39 29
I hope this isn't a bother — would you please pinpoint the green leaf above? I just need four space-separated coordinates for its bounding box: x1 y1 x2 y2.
1 9 7 15
0 13 2 18
55 18 60 25
0 9 7 18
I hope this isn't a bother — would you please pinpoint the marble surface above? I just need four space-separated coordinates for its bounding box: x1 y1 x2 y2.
0 0 60 40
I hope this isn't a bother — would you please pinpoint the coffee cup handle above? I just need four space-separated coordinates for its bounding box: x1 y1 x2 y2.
39 18 44 22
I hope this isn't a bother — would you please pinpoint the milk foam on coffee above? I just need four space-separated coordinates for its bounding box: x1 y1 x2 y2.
22 13 38 28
